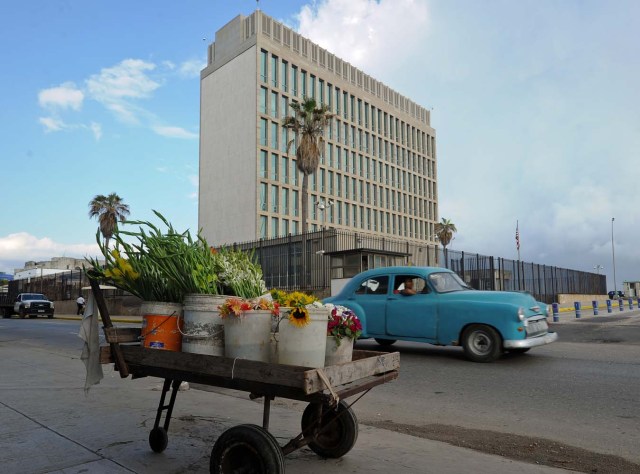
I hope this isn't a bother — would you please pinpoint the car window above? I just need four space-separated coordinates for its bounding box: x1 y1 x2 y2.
428 272 469 293
393 276 428 294
355 276 389 295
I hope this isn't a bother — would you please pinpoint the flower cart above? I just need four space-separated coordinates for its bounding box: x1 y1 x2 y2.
90 279 399 473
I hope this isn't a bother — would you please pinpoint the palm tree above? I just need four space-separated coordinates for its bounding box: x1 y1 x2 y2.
88 193 130 248
435 218 457 267
282 97 334 233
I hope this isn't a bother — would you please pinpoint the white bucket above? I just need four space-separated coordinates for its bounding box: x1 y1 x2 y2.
324 336 354 366
181 294 226 356
223 310 273 362
276 307 329 368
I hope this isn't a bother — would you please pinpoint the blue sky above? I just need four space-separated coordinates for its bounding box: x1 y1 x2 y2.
1 0 638 291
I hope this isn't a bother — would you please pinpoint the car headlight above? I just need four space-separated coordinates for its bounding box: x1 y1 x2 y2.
517 307 525 321
24 302 31 308
50 302 55 309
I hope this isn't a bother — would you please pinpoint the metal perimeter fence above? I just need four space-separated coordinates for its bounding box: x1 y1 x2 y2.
2 229 605 305
227 228 605 303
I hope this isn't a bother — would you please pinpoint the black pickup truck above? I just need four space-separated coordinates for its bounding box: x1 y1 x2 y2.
1 292 55 318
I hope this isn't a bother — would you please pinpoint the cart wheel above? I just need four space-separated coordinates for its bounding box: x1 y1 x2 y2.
301 400 358 458
149 426 168 453
210 424 284 474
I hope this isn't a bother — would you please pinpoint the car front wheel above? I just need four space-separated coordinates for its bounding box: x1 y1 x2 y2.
374 338 397 347
462 324 502 363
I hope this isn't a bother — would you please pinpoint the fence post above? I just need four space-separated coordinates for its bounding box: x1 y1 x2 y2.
628 298 634 310
592 300 599 316
574 301 581 318
618 298 624 311
552 303 559 322
606 299 612 313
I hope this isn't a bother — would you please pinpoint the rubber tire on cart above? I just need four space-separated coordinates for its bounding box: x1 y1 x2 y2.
462 324 502 363
149 426 168 453
374 338 396 347
301 400 358 459
210 424 284 474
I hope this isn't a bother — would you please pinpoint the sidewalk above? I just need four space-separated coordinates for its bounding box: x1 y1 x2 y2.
0 342 571 473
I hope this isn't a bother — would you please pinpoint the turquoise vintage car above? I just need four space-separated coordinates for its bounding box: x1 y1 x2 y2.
324 266 558 362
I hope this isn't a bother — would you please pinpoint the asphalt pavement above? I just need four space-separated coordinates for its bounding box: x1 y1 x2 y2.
0 317 573 474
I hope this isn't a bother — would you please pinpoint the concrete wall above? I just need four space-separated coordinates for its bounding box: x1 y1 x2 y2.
199 45 258 245
54 295 142 317
556 294 610 306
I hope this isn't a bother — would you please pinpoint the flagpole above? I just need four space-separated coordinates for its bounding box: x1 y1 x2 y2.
516 220 521 261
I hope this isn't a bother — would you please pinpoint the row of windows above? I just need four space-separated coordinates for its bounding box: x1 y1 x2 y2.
260 105 436 179
259 49 435 157
259 204 436 240
259 178 437 221
259 145 436 199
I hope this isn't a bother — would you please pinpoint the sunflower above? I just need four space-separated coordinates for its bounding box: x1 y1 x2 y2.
288 306 310 327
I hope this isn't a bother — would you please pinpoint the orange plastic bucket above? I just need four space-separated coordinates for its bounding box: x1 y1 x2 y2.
141 302 183 351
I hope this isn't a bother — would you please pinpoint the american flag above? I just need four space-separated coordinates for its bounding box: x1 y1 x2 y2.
516 223 520 251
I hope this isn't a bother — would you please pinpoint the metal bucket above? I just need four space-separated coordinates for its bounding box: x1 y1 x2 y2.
223 310 273 362
275 307 329 368
181 294 226 356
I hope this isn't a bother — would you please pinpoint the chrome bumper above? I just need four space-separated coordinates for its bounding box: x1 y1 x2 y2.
503 331 558 349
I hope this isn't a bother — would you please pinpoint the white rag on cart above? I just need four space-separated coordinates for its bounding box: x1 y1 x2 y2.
78 293 104 393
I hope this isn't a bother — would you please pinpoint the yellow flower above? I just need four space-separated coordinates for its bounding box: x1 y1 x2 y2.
288 307 310 327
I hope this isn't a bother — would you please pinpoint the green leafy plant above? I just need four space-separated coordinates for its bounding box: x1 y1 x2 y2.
87 211 223 302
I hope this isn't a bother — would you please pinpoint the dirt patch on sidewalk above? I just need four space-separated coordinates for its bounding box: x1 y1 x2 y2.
368 421 640 474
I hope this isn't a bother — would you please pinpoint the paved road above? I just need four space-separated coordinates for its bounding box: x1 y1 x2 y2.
343 313 640 465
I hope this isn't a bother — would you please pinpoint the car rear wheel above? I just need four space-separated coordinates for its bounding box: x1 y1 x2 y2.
462 324 502 363
374 338 397 347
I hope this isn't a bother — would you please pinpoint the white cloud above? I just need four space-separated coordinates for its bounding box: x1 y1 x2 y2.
86 59 160 123
152 125 198 139
0 232 100 273
162 60 176 70
178 58 206 78
38 82 84 110
39 116 67 132
296 0 429 77
89 122 102 140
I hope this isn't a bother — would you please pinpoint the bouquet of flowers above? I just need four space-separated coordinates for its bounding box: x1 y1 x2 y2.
218 296 280 318
325 304 362 346
270 290 319 328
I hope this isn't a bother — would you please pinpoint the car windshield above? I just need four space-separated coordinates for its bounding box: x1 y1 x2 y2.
428 272 472 293
24 294 46 300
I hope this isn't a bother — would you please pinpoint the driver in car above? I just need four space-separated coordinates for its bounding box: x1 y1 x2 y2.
400 277 417 295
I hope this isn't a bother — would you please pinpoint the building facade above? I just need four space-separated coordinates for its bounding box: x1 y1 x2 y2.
199 10 437 247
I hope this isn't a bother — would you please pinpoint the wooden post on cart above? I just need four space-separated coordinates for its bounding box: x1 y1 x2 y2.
89 278 130 378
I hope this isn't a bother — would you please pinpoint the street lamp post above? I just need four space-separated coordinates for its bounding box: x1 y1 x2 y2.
593 265 604 275
611 217 617 293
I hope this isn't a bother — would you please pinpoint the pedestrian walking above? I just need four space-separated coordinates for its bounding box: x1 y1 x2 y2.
76 295 86 315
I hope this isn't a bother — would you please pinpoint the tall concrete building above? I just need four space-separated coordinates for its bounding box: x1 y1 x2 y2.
199 10 437 247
